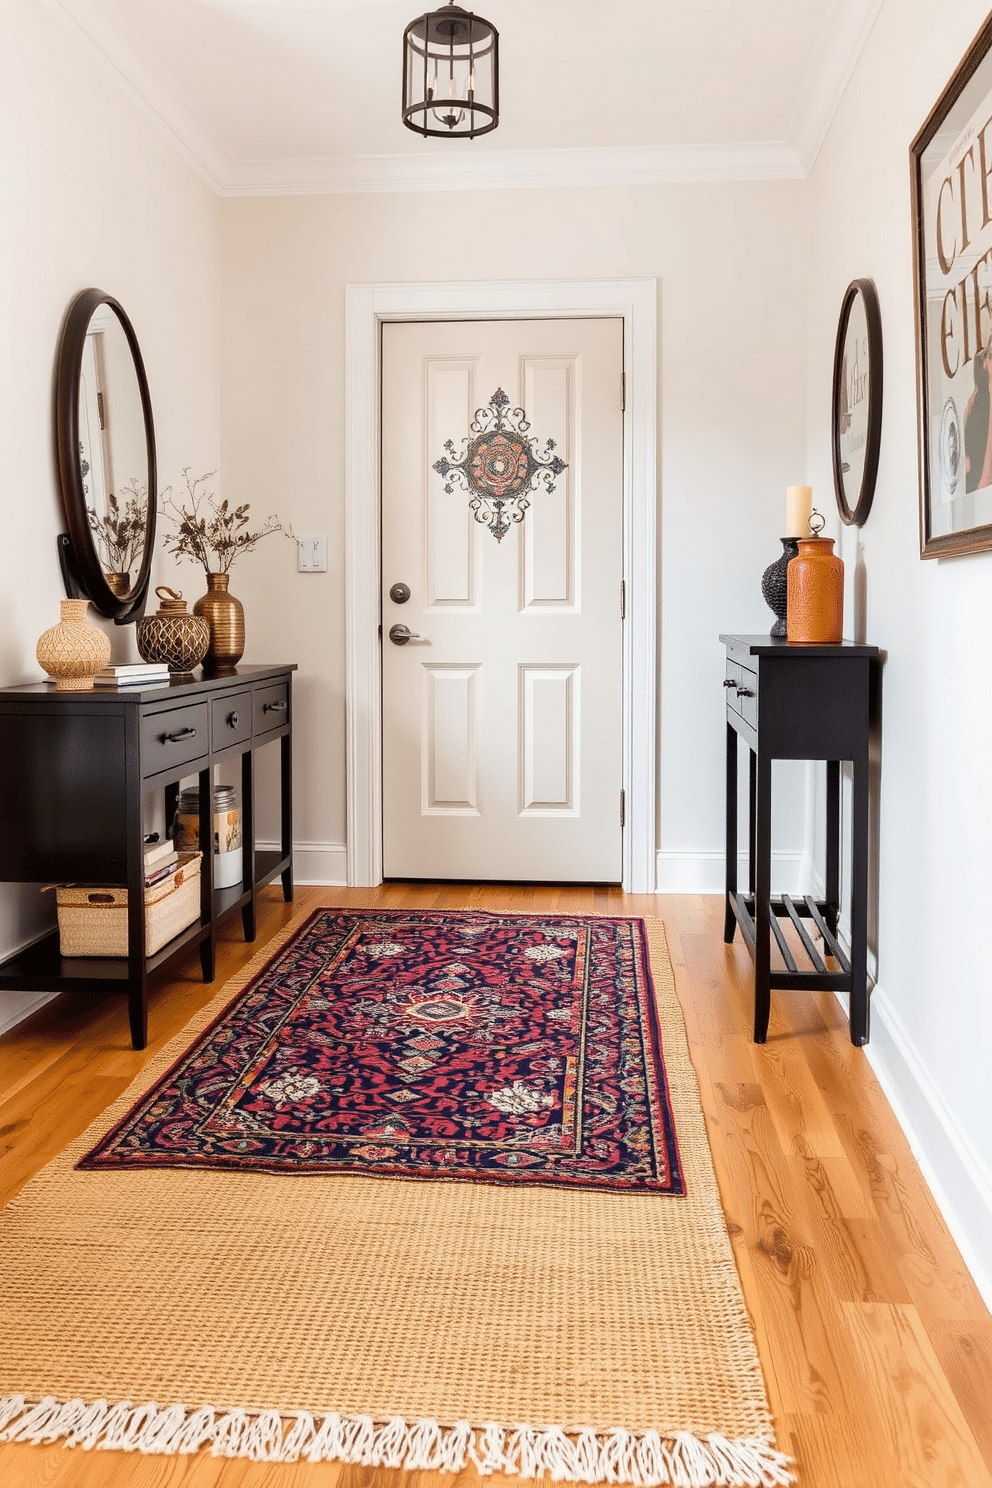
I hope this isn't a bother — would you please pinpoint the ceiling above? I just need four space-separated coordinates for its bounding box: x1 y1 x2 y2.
50 0 885 194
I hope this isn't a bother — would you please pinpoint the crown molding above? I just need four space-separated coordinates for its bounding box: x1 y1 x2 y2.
219 141 805 197
44 0 231 192
47 0 881 197
787 0 886 173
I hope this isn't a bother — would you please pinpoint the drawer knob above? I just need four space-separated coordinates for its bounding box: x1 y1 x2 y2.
263 700 287 713
736 687 754 698
228 711 239 727
164 726 197 743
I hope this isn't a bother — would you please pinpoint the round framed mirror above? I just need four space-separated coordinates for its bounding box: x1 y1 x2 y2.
831 277 883 527
55 288 156 622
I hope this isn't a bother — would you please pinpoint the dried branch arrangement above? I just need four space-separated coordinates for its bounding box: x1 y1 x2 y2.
160 470 282 576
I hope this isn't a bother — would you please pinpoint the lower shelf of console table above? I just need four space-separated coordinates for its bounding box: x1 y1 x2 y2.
0 664 296 1050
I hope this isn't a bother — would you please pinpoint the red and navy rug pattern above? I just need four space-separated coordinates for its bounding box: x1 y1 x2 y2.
79 910 685 1194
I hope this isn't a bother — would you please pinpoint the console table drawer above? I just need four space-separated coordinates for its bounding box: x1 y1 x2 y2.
254 682 289 736
141 701 209 775
212 690 252 749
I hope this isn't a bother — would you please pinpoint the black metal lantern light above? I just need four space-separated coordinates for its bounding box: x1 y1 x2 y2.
402 3 498 139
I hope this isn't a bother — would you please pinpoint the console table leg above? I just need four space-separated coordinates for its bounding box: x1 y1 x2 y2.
197 764 216 984
724 720 737 942
241 747 256 943
849 752 870 1046
280 732 294 903
825 760 840 941
753 749 772 1043
748 749 757 896
127 978 148 1050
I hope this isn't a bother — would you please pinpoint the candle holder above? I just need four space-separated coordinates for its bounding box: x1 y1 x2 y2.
761 537 799 637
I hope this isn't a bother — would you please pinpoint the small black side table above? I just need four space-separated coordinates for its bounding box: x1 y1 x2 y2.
720 634 879 1046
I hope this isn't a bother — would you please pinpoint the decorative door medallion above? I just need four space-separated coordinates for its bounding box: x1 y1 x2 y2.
433 388 568 542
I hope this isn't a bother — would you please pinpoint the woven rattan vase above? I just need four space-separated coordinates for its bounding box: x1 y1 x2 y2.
36 598 111 690
137 586 210 675
194 572 245 674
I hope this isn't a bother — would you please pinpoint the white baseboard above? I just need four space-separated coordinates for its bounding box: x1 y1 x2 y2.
811 862 992 1312
654 848 809 894
856 986 992 1313
258 840 348 887
0 990 60 1038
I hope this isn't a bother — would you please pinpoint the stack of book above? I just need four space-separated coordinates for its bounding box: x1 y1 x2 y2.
94 663 171 688
144 838 180 887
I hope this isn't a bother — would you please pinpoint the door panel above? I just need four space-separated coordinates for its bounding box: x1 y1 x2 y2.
382 317 623 882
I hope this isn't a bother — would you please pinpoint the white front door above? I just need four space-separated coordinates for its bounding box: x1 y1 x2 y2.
381 317 624 881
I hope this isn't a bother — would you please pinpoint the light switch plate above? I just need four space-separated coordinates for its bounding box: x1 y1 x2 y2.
297 535 327 573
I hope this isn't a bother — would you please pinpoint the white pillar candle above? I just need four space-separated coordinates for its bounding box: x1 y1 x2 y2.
785 484 813 537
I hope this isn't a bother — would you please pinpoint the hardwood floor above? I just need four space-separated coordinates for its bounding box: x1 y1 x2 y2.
1 883 990 1487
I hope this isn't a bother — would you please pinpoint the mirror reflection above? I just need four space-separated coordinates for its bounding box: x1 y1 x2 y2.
55 288 156 623
77 307 149 597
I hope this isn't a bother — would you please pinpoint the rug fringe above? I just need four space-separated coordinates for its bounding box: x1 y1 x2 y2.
0 1397 793 1485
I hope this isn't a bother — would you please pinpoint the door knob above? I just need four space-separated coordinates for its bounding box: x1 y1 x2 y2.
389 582 411 604
389 623 422 645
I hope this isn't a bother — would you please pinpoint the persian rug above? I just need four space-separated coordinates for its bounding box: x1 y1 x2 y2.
0 909 793 1487
78 908 684 1193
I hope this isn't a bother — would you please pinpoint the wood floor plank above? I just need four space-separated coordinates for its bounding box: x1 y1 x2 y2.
0 888 989 1488
841 1302 992 1488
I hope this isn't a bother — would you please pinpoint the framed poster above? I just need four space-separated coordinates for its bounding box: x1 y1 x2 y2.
831 278 883 526
911 12 992 557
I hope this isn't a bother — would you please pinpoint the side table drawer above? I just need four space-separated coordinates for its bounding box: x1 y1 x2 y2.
141 701 209 776
254 681 289 736
212 690 252 749
725 661 758 728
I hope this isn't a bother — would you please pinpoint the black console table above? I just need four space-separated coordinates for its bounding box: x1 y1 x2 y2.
0 663 295 1050
720 635 878 1046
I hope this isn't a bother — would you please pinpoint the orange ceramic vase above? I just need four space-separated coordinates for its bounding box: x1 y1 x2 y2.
787 537 844 644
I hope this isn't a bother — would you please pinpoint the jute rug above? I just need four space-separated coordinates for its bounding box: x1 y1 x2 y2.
0 911 793 1486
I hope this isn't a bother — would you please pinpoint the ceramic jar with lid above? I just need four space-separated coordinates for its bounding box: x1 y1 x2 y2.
136 586 211 675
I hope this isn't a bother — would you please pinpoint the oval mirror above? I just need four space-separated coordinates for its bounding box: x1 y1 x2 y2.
55 288 156 622
831 277 883 527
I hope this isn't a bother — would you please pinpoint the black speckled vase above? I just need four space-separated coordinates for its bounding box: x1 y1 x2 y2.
761 537 799 638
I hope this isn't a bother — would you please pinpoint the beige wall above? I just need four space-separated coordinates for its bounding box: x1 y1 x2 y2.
219 182 809 866
0 0 220 982
808 0 992 1298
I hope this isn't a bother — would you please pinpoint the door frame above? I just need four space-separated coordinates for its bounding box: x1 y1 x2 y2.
344 277 657 891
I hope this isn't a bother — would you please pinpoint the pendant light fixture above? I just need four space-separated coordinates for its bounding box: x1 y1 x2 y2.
402 3 499 138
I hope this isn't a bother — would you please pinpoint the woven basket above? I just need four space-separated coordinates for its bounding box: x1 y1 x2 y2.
56 852 202 958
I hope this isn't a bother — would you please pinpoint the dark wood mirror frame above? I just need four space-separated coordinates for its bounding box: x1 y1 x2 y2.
831 277 883 527
55 288 157 623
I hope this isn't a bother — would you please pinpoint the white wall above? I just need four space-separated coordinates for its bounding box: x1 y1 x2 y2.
219 182 810 882
808 0 992 1301
0 0 220 1026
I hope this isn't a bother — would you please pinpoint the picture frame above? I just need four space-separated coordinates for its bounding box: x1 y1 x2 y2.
912 12 992 558
831 278 883 527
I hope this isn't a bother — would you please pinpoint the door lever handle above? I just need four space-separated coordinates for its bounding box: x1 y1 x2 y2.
389 624 423 646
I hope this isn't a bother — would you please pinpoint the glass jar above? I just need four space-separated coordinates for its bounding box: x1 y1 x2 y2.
173 784 243 890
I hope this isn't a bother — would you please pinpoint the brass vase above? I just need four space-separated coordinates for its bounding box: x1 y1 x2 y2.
36 598 111 690
787 537 844 644
137 586 211 675
194 572 245 674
